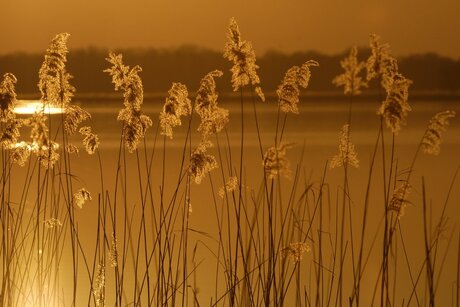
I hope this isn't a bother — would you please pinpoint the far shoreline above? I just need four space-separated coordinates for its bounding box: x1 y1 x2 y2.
15 91 460 103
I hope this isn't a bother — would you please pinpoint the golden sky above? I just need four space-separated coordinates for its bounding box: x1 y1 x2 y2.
2 0 460 58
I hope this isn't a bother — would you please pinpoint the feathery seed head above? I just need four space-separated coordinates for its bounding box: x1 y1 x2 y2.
38 33 75 107
0 73 18 122
0 74 21 147
105 52 144 110
298 61 319 88
378 73 412 134
197 107 229 139
66 144 79 155
26 112 48 146
10 142 31 166
118 108 153 152
281 242 311 262
65 104 90 135
105 53 130 91
105 53 152 152
109 233 118 268
330 124 359 169
277 61 319 114
255 86 265 102
79 126 99 154
366 34 398 88
422 110 455 155
159 82 191 138
333 46 367 95
263 143 293 179
93 263 105 306
195 70 229 138
42 33 70 69
388 181 411 218
195 70 223 113
218 176 239 198
223 18 264 101
38 142 60 169
25 112 60 168
189 140 218 184
73 188 92 209
1 119 22 147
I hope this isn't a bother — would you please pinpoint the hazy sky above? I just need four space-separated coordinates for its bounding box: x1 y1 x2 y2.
2 0 460 58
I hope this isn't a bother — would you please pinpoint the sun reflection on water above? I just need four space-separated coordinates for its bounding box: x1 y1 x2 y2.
14 100 64 114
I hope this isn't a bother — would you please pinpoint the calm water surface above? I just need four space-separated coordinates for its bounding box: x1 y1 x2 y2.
11 97 460 305
75 97 460 305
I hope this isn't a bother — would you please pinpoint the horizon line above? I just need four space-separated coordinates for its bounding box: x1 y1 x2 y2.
1 44 459 60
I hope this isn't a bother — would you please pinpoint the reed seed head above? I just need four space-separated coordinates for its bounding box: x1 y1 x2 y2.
421 110 456 155
263 143 293 179
277 61 319 114
223 18 264 101
66 144 79 154
330 124 359 169
333 46 367 96
195 70 229 138
0 73 21 149
1 119 22 148
282 242 311 262
105 53 144 110
73 188 92 209
105 53 152 152
218 176 238 198
65 104 91 135
159 82 191 138
388 181 411 218
79 126 99 155
189 140 218 184
118 108 153 152
93 262 105 306
24 112 60 168
366 34 398 89
198 107 229 139
195 70 223 113
378 73 412 134
0 73 18 122
38 142 60 169
38 33 75 107
109 233 118 268
10 141 31 166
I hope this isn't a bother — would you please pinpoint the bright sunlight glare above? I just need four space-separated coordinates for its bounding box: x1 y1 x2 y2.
14 100 64 114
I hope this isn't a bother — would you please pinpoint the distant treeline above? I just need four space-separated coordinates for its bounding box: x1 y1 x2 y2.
1 45 459 95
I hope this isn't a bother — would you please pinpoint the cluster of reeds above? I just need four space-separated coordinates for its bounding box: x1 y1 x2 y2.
0 18 458 307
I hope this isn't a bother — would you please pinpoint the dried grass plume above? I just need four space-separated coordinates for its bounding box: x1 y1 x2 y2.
105 53 153 152
378 73 412 134
223 17 264 101
330 124 359 169
333 46 367 95
263 143 293 179
73 188 92 208
159 82 191 139
79 126 99 155
189 140 218 184
277 61 319 114
195 70 229 138
421 110 456 155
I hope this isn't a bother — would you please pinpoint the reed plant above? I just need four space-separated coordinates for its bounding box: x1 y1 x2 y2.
0 19 458 307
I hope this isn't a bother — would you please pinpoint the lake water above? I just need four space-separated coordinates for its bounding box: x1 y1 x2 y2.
8 95 460 306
